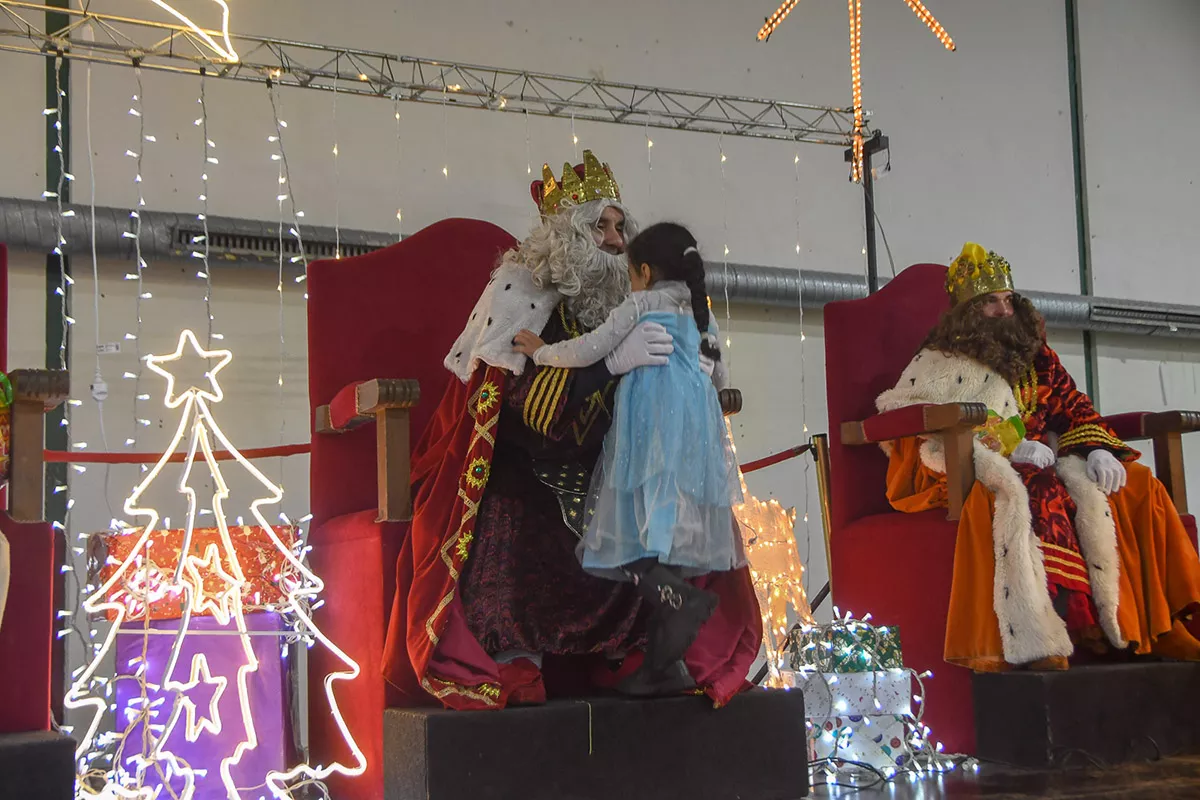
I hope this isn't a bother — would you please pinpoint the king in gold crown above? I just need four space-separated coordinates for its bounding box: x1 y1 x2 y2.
533 150 622 215
945 242 1015 306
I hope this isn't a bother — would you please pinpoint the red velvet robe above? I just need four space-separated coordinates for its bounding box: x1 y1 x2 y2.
382 303 762 709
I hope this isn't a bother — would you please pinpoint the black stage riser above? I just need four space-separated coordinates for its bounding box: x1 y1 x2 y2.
974 662 1200 768
0 731 75 800
385 689 809 800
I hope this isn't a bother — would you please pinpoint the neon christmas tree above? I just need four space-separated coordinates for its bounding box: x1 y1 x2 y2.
65 330 365 799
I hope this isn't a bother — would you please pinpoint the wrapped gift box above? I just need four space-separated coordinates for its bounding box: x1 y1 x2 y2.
96 525 299 621
778 668 912 718
809 713 912 771
113 611 293 799
788 623 903 673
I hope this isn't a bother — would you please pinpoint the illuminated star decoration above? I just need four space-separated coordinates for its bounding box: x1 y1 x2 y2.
757 0 954 182
147 0 240 63
65 329 366 799
175 655 228 741
144 327 232 408
182 543 241 625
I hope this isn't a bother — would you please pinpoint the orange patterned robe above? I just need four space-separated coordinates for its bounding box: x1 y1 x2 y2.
883 344 1200 669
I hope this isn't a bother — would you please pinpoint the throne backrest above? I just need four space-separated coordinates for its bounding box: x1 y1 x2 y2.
306 218 518 527
823 263 950 531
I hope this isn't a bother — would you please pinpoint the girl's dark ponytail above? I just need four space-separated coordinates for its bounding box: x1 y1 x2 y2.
683 247 720 362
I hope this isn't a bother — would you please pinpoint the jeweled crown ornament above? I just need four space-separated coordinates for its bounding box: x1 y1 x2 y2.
531 150 622 215
946 242 1015 306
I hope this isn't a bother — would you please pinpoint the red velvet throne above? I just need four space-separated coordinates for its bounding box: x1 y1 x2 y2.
305 219 518 799
823 262 1199 755
0 242 71 734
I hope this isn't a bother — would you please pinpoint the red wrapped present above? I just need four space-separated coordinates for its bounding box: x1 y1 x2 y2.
94 525 301 622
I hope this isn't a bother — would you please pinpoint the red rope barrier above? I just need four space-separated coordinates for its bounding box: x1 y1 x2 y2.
44 442 311 464
740 444 811 474
46 441 806 471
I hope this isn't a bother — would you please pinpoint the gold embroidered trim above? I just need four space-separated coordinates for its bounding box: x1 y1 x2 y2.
475 380 500 417
1041 540 1085 559
523 367 568 435
420 676 502 707
1014 364 1039 421
1044 565 1091 585
423 376 500 647
1057 423 1129 453
1041 552 1089 577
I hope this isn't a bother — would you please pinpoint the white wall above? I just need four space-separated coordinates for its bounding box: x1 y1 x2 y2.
1075 0 1200 506
2 0 1198 641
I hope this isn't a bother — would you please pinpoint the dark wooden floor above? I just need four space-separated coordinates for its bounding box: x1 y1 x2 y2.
809 755 1200 798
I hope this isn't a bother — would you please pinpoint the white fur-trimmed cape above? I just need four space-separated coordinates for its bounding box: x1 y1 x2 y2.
444 262 561 384
877 348 1124 664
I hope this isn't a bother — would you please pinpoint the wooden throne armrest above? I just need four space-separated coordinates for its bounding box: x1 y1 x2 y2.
7 368 71 522
1104 410 1199 515
840 402 989 521
314 378 420 523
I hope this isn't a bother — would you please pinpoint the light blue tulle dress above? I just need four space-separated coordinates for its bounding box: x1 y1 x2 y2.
531 281 746 580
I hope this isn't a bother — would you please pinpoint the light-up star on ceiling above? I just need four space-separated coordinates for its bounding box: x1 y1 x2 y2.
757 0 954 182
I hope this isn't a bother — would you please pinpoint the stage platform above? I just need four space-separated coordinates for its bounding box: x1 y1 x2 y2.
0 730 74 800
974 661 1200 769
383 688 808 800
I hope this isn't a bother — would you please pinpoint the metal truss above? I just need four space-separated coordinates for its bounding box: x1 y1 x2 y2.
0 1 865 146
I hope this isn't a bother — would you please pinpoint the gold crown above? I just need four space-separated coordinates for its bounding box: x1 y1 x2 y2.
537 150 621 214
946 242 1015 305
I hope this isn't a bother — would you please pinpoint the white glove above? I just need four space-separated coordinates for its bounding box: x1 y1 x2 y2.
699 353 715 377
1086 449 1127 495
1011 439 1056 469
604 321 673 375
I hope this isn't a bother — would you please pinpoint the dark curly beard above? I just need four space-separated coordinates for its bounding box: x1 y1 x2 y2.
921 294 1045 385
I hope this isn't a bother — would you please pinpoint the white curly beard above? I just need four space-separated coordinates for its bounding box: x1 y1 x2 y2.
500 199 636 331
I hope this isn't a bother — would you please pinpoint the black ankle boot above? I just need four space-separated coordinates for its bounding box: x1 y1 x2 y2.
630 562 719 674
617 657 697 697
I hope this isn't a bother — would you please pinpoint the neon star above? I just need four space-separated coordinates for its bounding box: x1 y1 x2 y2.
756 0 954 182
145 329 233 408
147 0 239 63
176 655 227 741
182 543 242 625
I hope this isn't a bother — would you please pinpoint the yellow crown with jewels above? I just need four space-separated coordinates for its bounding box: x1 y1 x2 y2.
946 242 1015 305
536 150 622 215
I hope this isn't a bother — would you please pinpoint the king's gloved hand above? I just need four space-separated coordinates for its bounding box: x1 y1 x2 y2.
1010 439 1056 469
1086 449 1127 495
605 321 673 375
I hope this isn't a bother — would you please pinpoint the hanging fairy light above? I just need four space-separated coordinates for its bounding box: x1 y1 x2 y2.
197 69 217 347
266 79 308 495
755 0 954 182
645 123 654 201
718 136 733 364
393 95 403 242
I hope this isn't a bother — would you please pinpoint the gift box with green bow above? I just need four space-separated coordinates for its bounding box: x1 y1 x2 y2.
788 622 903 673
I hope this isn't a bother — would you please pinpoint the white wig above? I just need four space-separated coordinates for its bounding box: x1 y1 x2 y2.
501 198 638 330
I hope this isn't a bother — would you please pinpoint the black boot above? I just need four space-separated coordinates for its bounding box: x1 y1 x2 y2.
616 561 718 696
617 656 697 697
635 562 719 671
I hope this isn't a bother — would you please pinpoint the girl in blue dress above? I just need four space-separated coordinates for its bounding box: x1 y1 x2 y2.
513 222 745 694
